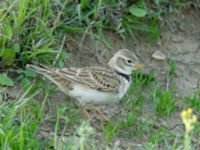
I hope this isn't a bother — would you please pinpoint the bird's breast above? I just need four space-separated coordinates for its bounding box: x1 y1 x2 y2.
117 76 131 99
68 77 130 105
69 84 120 105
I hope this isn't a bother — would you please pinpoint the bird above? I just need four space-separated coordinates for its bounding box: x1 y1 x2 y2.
26 49 144 126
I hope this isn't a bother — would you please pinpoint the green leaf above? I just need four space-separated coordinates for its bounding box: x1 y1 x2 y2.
16 69 37 78
0 128 5 136
13 43 20 53
1 49 16 66
62 25 83 33
28 48 55 59
129 6 147 17
0 74 14 86
3 24 13 40
24 70 37 77
80 0 90 9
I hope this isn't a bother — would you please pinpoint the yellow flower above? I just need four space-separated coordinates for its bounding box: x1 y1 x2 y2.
181 108 197 150
181 108 197 133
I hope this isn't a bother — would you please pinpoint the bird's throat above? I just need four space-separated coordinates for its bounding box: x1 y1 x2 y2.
115 71 130 81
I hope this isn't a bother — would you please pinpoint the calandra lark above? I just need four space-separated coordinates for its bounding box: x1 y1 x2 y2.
27 49 143 125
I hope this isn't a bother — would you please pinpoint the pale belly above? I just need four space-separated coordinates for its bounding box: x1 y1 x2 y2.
69 85 121 105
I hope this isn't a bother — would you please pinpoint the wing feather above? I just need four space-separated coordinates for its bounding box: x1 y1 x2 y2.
58 66 121 92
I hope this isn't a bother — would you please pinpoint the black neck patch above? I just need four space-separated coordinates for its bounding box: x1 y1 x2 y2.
115 71 130 82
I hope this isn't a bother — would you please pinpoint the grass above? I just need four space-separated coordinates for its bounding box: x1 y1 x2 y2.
0 86 44 149
0 0 199 149
0 0 183 68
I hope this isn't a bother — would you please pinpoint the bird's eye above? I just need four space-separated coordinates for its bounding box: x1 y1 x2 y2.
127 59 132 63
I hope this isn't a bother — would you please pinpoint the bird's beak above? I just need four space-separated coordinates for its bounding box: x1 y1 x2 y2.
133 63 144 69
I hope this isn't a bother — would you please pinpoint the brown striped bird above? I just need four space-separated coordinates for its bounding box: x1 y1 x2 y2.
27 49 144 125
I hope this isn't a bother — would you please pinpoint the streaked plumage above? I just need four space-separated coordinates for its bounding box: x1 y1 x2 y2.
26 49 143 105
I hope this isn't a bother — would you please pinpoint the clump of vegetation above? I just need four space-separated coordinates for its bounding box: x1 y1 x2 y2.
0 0 181 68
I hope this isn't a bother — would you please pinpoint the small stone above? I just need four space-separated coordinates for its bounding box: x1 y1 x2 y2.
152 50 166 60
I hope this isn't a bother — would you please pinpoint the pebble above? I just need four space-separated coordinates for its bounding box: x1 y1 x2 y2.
152 50 166 60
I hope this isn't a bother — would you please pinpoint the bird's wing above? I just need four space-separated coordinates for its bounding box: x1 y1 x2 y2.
57 66 121 92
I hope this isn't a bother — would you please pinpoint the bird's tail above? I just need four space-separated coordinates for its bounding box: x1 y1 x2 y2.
26 64 52 75
26 64 70 94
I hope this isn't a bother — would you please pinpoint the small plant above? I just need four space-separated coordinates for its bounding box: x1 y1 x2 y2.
103 121 120 142
151 87 176 117
0 74 14 86
168 60 177 77
0 85 45 149
181 108 197 150
185 95 200 113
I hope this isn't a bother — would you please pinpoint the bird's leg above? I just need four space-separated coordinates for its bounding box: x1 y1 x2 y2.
95 107 109 123
80 105 91 119
80 105 100 130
